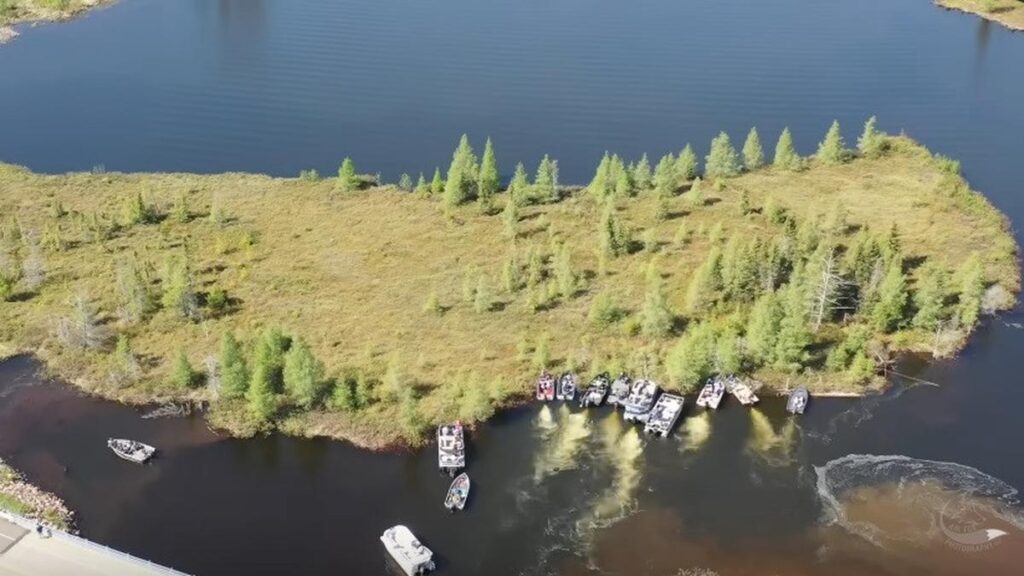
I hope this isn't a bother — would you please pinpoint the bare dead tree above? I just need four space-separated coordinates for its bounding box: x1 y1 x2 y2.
56 292 110 350
810 247 855 331
21 229 46 292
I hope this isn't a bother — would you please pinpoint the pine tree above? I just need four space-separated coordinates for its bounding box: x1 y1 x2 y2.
746 291 783 366
870 257 909 333
614 165 634 198
330 375 358 412
114 256 152 323
161 253 199 321
534 155 559 202
956 254 984 328
220 331 249 399
632 154 653 193
259 326 288 392
704 131 741 179
120 192 154 227
501 252 519 293
478 138 499 209
507 162 530 206
283 337 325 409
653 154 676 198
641 265 673 338
430 167 444 196
773 283 811 372
423 289 443 315
665 321 716 391
688 177 704 206
172 193 189 224
773 127 802 170
714 326 743 374
414 172 429 196
675 144 699 183
443 134 479 207
912 263 949 331
554 244 577 298
398 387 423 441
526 246 545 288
588 292 619 328
686 247 723 312
337 157 358 192
742 127 765 171
533 335 551 370
857 116 886 158
169 349 195 390
816 120 847 165
398 173 414 192
589 152 613 199
474 274 491 313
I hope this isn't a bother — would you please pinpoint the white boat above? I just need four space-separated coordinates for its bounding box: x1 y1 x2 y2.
623 379 660 423
535 371 555 401
437 422 466 476
580 373 610 408
607 373 632 407
107 438 156 463
381 525 435 576
444 472 470 511
644 394 685 437
556 372 577 402
724 376 759 406
786 387 809 415
695 378 725 410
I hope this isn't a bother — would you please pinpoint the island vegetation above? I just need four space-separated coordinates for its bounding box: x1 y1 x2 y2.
938 0 1024 31
0 119 1018 447
0 458 73 529
0 0 108 44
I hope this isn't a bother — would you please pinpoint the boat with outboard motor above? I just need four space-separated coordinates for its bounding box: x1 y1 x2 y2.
644 393 685 437
580 373 610 407
623 379 661 423
607 373 631 407
723 375 759 406
786 386 809 415
695 377 725 410
556 372 577 401
437 422 466 476
536 371 555 401
107 438 156 463
381 525 435 576
444 472 470 511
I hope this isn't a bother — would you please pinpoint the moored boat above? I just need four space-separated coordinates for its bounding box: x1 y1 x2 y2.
444 472 470 511
580 373 610 407
786 386 809 415
381 525 435 576
556 372 577 402
724 376 759 406
536 371 555 401
437 422 466 476
623 379 661 423
644 393 685 437
106 438 156 464
695 377 726 410
607 373 632 407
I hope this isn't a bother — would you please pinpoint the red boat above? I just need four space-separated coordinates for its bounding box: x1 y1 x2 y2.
535 371 555 401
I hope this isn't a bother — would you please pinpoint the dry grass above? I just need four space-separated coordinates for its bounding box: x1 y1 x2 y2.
0 0 107 37
0 136 1018 447
938 0 1024 31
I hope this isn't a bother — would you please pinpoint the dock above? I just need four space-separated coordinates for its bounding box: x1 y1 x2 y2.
0 511 190 576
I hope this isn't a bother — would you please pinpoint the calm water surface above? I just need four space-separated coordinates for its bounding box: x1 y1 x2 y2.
1 1 1024 575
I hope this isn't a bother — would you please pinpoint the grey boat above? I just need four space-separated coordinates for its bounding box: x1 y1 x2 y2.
786 387 809 415
580 373 610 408
623 379 661 423
644 393 685 437
607 373 632 407
556 372 578 402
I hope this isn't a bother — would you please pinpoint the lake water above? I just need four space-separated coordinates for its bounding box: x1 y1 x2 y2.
2 0 1024 575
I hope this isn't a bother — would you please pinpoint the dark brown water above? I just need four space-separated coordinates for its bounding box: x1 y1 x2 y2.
2 0 1024 574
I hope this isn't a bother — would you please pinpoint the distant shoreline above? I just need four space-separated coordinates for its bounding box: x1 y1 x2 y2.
0 0 115 46
937 0 1024 31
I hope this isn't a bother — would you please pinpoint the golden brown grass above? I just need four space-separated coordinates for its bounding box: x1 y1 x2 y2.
0 136 1018 447
938 0 1024 31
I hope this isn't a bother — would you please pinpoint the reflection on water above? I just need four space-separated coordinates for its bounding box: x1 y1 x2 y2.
533 405 591 484
679 411 711 454
745 409 797 467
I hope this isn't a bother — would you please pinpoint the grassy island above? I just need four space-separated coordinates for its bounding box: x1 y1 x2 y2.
0 0 109 44
0 120 1018 448
938 0 1024 31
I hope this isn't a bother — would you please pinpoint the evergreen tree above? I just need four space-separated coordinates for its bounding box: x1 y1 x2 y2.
653 154 676 198
398 387 423 441
120 192 154 227
816 120 847 165
912 263 949 331
641 266 673 338
588 292 619 328
414 172 429 196
172 193 189 224
688 177 704 206
686 247 723 312
614 164 634 198
114 256 153 323
773 127 802 170
665 322 716 391
478 138 500 209
256 326 288 393
398 173 414 192
423 289 443 315
473 274 491 313
675 144 699 183
956 254 984 328
742 127 765 171
533 335 551 370
554 244 577 298
507 162 530 205
337 157 359 192
330 375 358 412
746 291 783 366
857 116 886 158
443 134 479 207
599 204 624 258
169 349 195 390
704 131 741 179
870 257 909 333
632 154 653 193
219 331 249 399
502 252 519 293
161 253 199 321
526 246 545 288
283 337 325 409
714 326 743 374
430 167 444 196
534 155 559 202
589 152 613 199
773 283 811 372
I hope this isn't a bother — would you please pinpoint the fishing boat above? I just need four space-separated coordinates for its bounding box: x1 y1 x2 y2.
724 376 759 406
607 373 632 407
644 394 685 437
786 386 809 415
580 373 610 408
556 372 577 402
444 472 470 511
623 379 661 423
535 371 555 401
695 377 726 410
106 438 156 464
381 525 435 576
437 422 466 476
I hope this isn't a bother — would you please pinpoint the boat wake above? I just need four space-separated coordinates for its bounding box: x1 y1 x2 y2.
746 409 798 467
803 383 910 445
814 454 1024 549
532 405 592 484
678 411 711 454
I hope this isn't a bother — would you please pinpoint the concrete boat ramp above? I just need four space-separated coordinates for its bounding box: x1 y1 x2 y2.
1 511 189 576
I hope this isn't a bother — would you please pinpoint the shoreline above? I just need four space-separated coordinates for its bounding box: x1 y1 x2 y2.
0 457 75 531
936 0 1024 31
0 0 115 46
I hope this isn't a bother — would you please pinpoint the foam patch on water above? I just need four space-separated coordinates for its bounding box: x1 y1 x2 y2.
814 454 1024 548
746 409 798 467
